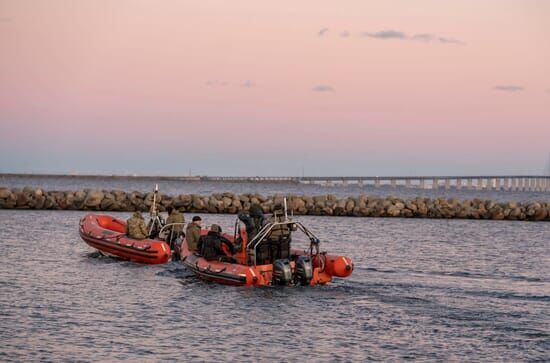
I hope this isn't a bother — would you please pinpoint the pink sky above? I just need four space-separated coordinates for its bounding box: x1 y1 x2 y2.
1 0 549 176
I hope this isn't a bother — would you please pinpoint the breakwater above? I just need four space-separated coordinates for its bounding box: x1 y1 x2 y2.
0 187 548 221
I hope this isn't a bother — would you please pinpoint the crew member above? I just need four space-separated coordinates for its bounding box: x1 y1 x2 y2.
198 224 235 261
185 216 202 251
165 206 185 243
126 211 149 240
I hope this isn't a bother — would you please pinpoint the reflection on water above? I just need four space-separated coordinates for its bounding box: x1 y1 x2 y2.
0 209 548 361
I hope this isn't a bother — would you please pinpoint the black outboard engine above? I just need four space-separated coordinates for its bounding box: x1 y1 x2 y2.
273 259 292 285
295 256 313 285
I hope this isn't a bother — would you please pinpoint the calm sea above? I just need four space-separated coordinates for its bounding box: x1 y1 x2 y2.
0 177 548 361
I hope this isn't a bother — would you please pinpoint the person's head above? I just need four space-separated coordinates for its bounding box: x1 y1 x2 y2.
210 224 222 234
133 211 143 219
166 206 174 214
249 203 264 218
192 216 202 226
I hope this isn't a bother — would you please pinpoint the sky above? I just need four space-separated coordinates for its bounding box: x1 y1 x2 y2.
1 0 549 176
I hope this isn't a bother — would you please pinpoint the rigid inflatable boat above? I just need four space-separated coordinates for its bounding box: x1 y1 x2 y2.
79 214 171 264
180 213 353 286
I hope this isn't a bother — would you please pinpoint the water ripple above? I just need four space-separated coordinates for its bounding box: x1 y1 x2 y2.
0 210 549 362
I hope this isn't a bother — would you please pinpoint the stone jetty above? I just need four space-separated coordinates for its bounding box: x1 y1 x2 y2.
0 187 548 221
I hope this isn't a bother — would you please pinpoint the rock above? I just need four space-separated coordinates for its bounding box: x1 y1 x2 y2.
100 198 115 210
16 192 28 207
387 205 401 217
394 202 405 210
405 201 417 212
144 192 162 207
333 206 346 216
533 207 548 221
254 193 267 203
313 195 326 206
43 196 56 209
111 190 125 201
400 209 413 217
222 197 233 208
2 187 550 223
160 198 173 207
84 190 104 208
345 199 355 212
104 192 115 200
34 196 46 209
74 190 87 202
232 199 242 210
273 195 284 207
192 196 204 210
0 188 11 199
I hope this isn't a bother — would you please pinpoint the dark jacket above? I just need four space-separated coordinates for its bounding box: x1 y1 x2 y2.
199 231 234 261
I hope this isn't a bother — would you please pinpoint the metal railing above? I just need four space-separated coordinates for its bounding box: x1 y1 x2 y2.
246 218 320 267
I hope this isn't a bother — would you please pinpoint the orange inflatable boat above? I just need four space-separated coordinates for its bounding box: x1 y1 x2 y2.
79 214 171 264
180 215 353 286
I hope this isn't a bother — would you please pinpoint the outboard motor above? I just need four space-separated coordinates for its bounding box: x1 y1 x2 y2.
295 256 313 285
272 259 292 285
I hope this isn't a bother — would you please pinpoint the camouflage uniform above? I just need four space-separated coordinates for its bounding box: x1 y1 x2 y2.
267 213 291 242
166 209 185 234
126 212 149 240
185 222 201 251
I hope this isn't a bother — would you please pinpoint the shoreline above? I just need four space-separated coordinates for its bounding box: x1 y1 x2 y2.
1 187 548 222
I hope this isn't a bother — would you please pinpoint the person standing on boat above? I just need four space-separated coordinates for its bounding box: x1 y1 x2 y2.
249 203 265 236
185 216 202 251
198 224 234 261
237 203 265 242
165 206 185 242
126 211 149 240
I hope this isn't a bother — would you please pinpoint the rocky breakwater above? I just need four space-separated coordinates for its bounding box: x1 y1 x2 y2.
0 187 549 221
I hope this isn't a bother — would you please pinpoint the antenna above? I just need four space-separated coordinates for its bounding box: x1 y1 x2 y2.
283 197 288 220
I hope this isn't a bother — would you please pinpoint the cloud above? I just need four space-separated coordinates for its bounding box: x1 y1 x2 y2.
313 85 334 92
494 85 524 92
411 33 435 42
362 30 406 39
438 37 464 45
340 31 350 38
318 27 329 37
360 29 464 45
241 80 254 88
205 80 229 86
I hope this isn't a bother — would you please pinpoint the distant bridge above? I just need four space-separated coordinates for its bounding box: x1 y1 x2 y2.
1 173 549 192
201 175 550 192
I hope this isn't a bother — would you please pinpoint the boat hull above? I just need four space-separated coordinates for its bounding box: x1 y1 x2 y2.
180 234 353 286
79 214 171 264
